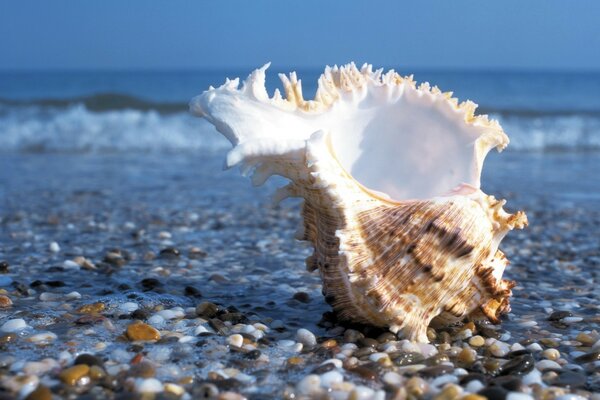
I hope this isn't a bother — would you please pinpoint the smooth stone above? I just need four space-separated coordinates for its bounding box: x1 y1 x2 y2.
196 302 219 318
129 361 156 378
419 365 454 378
574 351 600 363
49 242 60 253
59 364 90 385
391 352 425 365
548 311 572 321
499 354 535 376
469 335 485 347
536 359 561 371
478 386 508 400
489 341 510 357
126 322 161 342
24 385 52 400
382 371 403 387
77 302 105 314
26 332 57 344
74 353 104 367
506 393 534 400
553 370 586 388
320 370 344 387
0 294 12 308
296 328 317 347
119 302 139 313
228 334 243 348
542 348 560 360
1 318 28 333
296 374 321 396
136 377 164 393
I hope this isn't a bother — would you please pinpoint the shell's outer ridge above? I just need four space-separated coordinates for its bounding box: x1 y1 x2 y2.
190 64 528 342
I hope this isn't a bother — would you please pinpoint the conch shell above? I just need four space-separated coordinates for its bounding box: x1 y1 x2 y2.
190 63 527 342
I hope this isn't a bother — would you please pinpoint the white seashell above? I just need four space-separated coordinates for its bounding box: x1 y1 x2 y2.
191 63 527 342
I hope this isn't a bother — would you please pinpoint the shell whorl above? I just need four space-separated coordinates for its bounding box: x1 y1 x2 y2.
190 64 528 342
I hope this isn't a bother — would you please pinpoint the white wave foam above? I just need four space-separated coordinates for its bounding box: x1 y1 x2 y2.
0 105 229 153
0 105 599 153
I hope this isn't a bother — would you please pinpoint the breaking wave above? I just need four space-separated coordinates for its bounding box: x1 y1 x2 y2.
1 94 599 153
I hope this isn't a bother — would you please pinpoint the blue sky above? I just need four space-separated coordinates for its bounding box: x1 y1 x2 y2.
1 0 599 71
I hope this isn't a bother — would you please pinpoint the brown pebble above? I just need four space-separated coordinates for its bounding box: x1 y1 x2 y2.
196 302 219 318
287 356 304 366
129 361 156 378
348 366 378 381
59 364 90 385
126 322 160 342
89 365 106 380
0 295 12 308
292 291 310 303
25 385 52 400
0 333 17 345
461 395 486 400
77 302 105 314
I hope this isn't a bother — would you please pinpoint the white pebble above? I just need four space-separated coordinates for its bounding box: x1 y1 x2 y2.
119 302 139 313
522 368 542 385
526 343 543 352
39 292 62 301
489 341 510 357
536 359 562 371
401 341 421 353
1 318 28 333
465 379 485 393
369 352 389 362
382 371 403 387
136 378 164 393
418 343 438 358
194 325 209 335
228 334 243 348
320 370 344 387
49 242 60 252
320 359 343 369
555 396 588 400
562 317 583 323
507 393 534 400
296 374 321 396
157 310 178 320
431 374 458 387
65 291 81 300
351 386 377 400
147 314 165 327
62 260 80 269
296 328 317 347
178 335 194 343
26 332 57 344
518 320 537 327
510 342 525 352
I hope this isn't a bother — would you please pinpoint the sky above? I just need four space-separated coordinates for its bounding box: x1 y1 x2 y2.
1 0 600 71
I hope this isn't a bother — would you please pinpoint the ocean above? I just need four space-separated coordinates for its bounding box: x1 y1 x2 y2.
1 68 600 397
1 68 600 153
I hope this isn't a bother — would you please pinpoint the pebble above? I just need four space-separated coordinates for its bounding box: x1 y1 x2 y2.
24 385 52 400
26 332 57 344
469 335 485 347
320 370 344 387
296 374 321 396
296 328 317 347
542 348 560 360
536 359 562 371
135 377 164 393
59 364 89 385
119 302 139 313
1 318 28 333
489 340 510 357
382 371 403 387
228 334 243 348
0 295 13 308
499 354 535 375
126 322 161 342
562 317 583 324
49 242 60 252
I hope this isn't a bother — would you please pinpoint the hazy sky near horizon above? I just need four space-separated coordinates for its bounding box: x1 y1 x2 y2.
1 0 599 71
